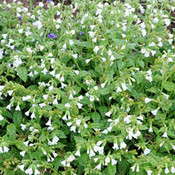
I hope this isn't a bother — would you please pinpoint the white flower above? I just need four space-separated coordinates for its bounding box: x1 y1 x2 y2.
143 148 151 155
76 119 81 126
70 30 75 35
145 98 151 103
53 99 58 105
112 143 119 150
70 126 76 132
52 136 59 145
69 40 74 46
31 113 36 119
33 21 42 29
116 86 122 93
151 109 158 116
137 116 143 121
168 57 173 63
162 132 168 138
144 52 149 57
22 95 31 101
85 59 91 64
88 149 95 157
84 123 88 128
18 164 25 171
136 164 139 172
111 159 117 165
65 103 71 108
39 45 44 51
151 50 156 56
159 142 163 147
94 46 99 53
89 95 95 102
165 167 169 174
3 146 9 152
148 126 153 132
146 170 153 175
77 102 83 109
94 164 101 170
75 150 81 156
142 29 146 37
105 111 112 117
34 169 40 175
121 45 125 50
145 75 152 82
43 95 48 100
121 83 127 91
0 85 4 91
0 114 4 121
25 168 33 175
0 147 3 153
105 157 110 166
153 17 159 23
101 83 105 88
21 124 26 131
18 29 23 33
2 34 7 39
110 55 115 61
164 19 171 26
20 151 26 157
124 115 131 124
15 105 21 111
171 167 175 173
72 54 78 59
120 142 127 149
0 49 4 59
101 57 106 62
67 155 75 162
131 165 136 171
158 42 163 47
46 119 51 126
61 160 66 166
25 111 30 116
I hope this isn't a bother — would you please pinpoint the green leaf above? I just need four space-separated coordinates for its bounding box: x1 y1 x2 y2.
103 164 116 175
163 81 175 91
57 130 67 138
74 136 87 146
138 125 148 130
7 124 16 140
89 123 104 129
92 112 101 123
13 111 22 127
118 160 130 175
77 154 89 174
17 66 28 82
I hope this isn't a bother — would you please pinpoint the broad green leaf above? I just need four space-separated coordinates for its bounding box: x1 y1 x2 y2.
13 111 22 127
163 81 175 91
17 66 28 82
7 124 16 140
118 160 130 175
92 112 101 123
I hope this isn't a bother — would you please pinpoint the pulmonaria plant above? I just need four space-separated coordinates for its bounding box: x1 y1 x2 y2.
0 0 175 174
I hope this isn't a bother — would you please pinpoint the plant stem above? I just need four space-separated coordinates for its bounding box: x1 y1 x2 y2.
30 0 33 11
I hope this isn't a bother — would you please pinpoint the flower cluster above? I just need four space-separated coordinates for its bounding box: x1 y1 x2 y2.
0 0 175 174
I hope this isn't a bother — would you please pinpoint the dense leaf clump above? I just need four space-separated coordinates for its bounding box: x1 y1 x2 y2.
0 0 175 174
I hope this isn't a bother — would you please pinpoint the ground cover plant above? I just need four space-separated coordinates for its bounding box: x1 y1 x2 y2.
0 0 175 174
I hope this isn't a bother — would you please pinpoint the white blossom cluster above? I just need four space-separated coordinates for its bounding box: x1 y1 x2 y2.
0 0 175 174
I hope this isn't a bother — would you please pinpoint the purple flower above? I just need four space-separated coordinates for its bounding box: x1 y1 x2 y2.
79 32 85 36
47 33 57 39
18 16 22 20
47 0 52 3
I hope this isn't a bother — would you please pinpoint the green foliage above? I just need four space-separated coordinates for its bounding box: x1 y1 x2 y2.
0 0 175 175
